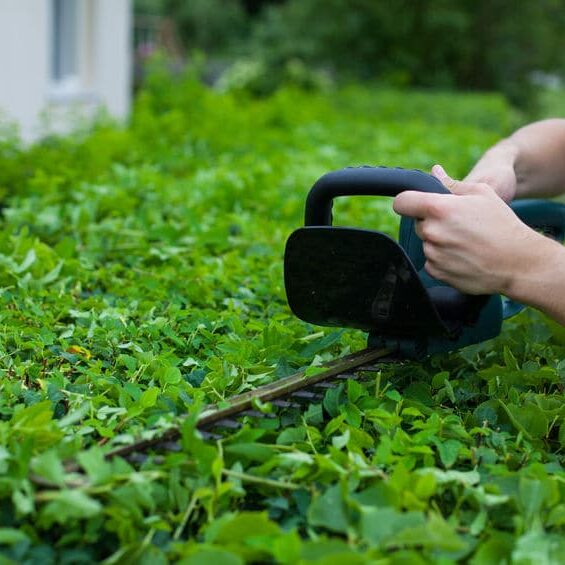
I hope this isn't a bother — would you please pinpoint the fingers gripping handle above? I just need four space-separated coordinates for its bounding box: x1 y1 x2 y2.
303 166 487 334
304 166 449 226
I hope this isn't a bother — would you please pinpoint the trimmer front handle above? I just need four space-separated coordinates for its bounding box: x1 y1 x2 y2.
304 166 449 226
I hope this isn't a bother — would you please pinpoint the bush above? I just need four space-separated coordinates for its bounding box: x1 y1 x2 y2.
1 72 564 561
164 0 249 53
250 0 565 108
145 0 565 108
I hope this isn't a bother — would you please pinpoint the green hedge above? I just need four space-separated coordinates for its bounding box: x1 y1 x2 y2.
0 76 564 562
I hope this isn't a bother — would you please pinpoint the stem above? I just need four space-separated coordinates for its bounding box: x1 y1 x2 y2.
174 493 199 541
222 469 301 491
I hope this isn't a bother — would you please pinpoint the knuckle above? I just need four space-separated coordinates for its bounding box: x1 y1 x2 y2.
420 223 441 244
422 241 438 261
426 199 445 218
474 182 493 195
428 199 451 220
424 260 440 279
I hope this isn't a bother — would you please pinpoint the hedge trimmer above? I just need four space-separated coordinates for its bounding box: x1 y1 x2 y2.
58 166 565 471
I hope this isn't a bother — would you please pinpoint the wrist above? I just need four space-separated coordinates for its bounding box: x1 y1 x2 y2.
465 141 519 202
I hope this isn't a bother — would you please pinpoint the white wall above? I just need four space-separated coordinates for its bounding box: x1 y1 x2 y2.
92 0 132 119
0 0 131 142
0 1 50 140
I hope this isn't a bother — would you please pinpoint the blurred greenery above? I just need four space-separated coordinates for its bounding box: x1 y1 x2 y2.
135 0 565 110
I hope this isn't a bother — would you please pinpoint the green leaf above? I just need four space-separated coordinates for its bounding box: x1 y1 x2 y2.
182 549 243 565
360 507 425 546
31 450 65 486
139 387 160 408
343 403 362 428
503 346 520 370
518 476 558 523
332 429 350 450
77 448 113 485
512 530 565 565
469 531 513 565
300 540 366 562
420 468 480 487
0 528 30 545
14 249 36 273
347 379 365 404
10 401 63 450
385 389 402 402
41 490 102 525
547 504 565 527
304 403 324 425
434 438 462 468
57 401 91 428
224 443 273 463
308 485 349 534
304 366 326 377
156 366 182 385
205 511 280 546
300 331 343 357
386 512 467 552
499 401 548 439
323 384 345 418
272 530 302 564
276 427 306 445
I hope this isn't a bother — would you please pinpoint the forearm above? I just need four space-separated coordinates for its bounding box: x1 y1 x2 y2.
504 232 565 325
465 119 565 199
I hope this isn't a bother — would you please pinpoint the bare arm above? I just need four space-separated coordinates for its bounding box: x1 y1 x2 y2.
465 119 565 200
393 118 565 325
394 172 565 326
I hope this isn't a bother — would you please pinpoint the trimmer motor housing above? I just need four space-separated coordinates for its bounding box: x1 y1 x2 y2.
284 166 565 358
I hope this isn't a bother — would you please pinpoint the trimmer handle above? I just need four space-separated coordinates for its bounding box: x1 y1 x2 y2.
304 165 446 275
512 199 565 241
304 166 488 330
304 166 449 226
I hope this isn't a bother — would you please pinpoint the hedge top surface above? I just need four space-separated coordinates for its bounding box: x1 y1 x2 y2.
0 74 563 563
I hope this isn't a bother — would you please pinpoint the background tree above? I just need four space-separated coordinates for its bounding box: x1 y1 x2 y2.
135 0 565 108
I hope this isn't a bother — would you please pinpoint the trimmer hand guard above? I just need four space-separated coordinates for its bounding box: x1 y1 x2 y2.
286 226 466 336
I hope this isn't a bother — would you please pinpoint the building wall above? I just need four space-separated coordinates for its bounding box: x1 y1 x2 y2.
93 0 132 119
0 0 131 142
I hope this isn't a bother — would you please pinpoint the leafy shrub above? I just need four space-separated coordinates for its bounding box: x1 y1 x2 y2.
164 0 249 54
217 57 333 96
146 0 565 108
250 0 565 108
0 71 563 561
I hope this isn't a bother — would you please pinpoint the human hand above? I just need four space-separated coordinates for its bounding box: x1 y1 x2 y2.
393 166 546 296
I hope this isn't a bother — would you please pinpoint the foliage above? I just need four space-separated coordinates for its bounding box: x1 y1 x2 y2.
249 0 565 108
140 0 565 109
163 0 250 54
0 71 564 562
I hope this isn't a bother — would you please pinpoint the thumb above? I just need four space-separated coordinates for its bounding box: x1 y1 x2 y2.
431 164 474 195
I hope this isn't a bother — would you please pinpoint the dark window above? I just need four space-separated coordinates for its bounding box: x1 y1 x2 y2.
52 0 78 82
